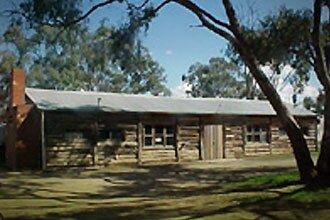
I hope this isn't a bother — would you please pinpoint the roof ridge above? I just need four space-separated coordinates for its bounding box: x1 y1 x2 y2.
24 87 315 116
25 87 271 102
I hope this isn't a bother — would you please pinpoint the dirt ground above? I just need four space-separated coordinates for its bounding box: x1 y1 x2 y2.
0 153 328 220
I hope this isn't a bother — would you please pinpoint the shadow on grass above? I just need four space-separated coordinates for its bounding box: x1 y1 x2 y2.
60 165 298 198
188 184 330 220
1 164 297 198
3 163 330 220
8 205 195 220
6 187 330 220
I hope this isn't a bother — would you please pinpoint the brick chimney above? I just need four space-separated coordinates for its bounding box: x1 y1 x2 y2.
10 69 26 107
6 69 31 169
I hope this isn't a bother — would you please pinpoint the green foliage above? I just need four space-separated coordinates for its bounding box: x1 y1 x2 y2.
26 25 90 90
0 51 17 115
18 0 83 27
226 8 317 97
183 57 260 98
303 90 325 115
1 0 171 116
0 21 170 116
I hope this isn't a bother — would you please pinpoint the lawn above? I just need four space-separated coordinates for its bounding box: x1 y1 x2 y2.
0 154 330 220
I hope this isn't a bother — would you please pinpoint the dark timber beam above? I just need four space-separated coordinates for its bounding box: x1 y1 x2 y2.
137 122 143 164
41 110 46 170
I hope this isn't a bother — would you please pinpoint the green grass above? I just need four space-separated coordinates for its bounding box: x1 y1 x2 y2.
225 171 330 216
0 155 330 220
227 171 300 192
287 187 330 203
230 171 330 203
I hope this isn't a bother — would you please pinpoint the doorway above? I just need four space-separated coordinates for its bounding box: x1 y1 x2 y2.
203 125 224 160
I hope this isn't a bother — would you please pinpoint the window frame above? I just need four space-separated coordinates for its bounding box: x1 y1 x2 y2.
279 127 287 137
143 125 175 148
301 126 310 137
64 131 85 142
99 128 124 141
245 124 270 144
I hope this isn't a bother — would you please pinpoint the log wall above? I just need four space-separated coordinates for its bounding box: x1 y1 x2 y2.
221 116 318 158
45 112 94 167
43 112 317 168
138 117 200 162
44 113 202 167
177 117 200 161
96 124 138 165
269 126 291 154
270 117 317 154
45 112 139 167
223 125 244 158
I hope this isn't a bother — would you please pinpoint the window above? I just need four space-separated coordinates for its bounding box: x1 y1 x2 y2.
144 125 153 146
99 129 123 141
246 125 269 143
64 131 84 141
279 128 287 136
301 127 309 136
144 125 175 147
110 130 123 140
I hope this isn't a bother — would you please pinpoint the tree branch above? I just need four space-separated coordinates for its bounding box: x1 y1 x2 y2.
221 0 299 123
124 0 150 10
159 0 235 46
6 0 118 28
153 0 173 13
278 69 294 92
65 0 118 27
152 0 237 49
174 0 231 29
153 0 230 30
312 0 330 91
222 0 250 46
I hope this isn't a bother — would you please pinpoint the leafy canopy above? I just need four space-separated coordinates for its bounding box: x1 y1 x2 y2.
0 20 170 114
226 8 319 102
183 57 246 98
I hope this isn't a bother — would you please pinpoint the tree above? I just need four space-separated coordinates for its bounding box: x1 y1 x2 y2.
0 18 170 114
8 0 330 183
27 23 170 95
0 51 16 116
0 21 32 116
152 0 317 183
153 0 330 183
182 57 261 98
223 3 330 182
303 91 325 115
312 0 330 181
226 8 315 103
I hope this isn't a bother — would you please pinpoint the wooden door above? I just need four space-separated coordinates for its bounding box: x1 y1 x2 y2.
203 125 224 160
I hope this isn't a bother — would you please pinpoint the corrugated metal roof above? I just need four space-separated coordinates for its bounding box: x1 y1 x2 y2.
25 88 315 116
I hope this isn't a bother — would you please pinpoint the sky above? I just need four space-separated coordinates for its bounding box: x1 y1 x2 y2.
0 0 319 103
143 0 313 88
85 0 318 102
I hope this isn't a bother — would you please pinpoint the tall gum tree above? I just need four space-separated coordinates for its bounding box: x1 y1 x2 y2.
313 0 330 181
151 0 317 183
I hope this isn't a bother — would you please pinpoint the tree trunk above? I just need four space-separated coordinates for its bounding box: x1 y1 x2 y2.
218 0 318 183
316 91 330 182
239 50 317 183
168 0 318 183
315 0 330 183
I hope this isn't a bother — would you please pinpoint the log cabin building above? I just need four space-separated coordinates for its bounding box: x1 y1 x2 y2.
6 69 318 169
